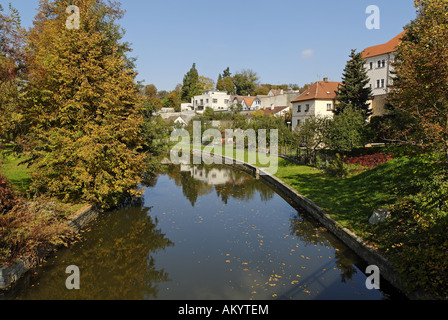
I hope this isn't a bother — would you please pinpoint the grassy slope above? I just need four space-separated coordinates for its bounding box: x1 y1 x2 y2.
274 156 413 234
0 154 32 194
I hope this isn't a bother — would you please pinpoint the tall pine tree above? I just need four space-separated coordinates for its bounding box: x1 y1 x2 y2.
334 49 373 119
181 63 200 102
24 0 145 208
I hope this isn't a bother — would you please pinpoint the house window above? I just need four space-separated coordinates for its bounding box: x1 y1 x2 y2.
381 79 385 88
297 119 301 126
376 80 380 88
369 62 373 70
305 104 310 112
206 99 209 104
377 60 381 68
327 103 332 111
213 99 218 104
297 105 301 112
382 60 386 68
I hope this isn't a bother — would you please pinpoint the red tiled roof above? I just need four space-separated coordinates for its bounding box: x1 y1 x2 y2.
262 106 289 115
243 97 256 106
291 81 341 103
362 31 405 59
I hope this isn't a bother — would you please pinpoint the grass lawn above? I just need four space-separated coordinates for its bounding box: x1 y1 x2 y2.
0 154 32 194
1 152 86 216
274 156 414 235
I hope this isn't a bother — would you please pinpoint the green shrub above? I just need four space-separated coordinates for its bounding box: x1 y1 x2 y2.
325 154 348 178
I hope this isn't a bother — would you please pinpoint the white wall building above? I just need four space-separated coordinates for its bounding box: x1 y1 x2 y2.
192 91 231 112
291 79 341 130
362 31 405 116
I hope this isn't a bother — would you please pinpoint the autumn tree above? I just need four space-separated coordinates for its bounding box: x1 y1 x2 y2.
0 4 27 145
23 0 145 208
389 0 448 160
162 83 182 111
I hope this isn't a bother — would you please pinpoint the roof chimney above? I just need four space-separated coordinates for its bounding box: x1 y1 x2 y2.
323 77 328 82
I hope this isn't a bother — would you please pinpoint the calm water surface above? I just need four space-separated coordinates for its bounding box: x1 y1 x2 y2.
3 164 404 300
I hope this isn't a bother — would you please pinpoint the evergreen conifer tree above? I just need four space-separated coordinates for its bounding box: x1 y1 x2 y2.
181 63 200 102
334 49 373 119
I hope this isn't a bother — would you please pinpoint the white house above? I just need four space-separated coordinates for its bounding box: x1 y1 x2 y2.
192 91 231 112
291 79 341 130
241 97 262 111
362 31 405 116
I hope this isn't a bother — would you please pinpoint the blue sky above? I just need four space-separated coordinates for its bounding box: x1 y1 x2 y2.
5 0 417 91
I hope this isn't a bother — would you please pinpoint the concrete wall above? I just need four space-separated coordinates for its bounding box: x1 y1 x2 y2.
259 92 300 110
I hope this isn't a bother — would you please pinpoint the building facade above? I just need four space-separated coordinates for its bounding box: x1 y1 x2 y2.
291 79 341 130
362 31 405 116
191 91 231 112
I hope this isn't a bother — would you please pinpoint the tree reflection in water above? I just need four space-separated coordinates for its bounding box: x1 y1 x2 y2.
162 164 275 206
12 203 174 300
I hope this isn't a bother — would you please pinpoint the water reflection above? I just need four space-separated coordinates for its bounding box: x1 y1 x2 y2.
6 204 173 300
163 164 274 206
2 163 404 300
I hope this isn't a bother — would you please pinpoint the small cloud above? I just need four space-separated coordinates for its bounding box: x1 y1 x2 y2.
301 49 314 59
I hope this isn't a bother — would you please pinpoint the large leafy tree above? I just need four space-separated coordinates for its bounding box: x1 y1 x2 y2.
389 0 448 159
326 107 368 153
334 49 373 119
0 4 27 144
233 69 259 96
24 0 145 208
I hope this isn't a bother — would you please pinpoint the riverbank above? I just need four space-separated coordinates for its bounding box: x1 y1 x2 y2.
0 203 98 290
0 152 97 290
191 149 440 299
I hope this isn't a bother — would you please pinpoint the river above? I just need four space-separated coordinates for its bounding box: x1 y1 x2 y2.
2 163 405 300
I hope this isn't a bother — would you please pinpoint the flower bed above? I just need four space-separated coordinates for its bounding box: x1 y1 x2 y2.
344 153 395 169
